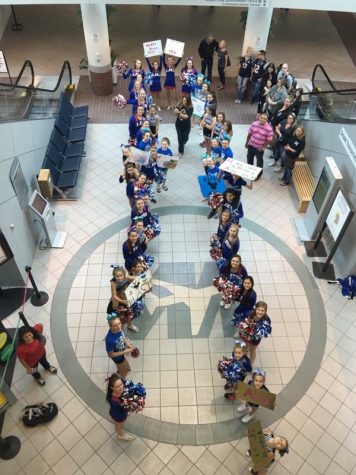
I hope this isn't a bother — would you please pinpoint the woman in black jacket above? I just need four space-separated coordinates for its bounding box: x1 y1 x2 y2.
279 126 306 186
174 95 194 157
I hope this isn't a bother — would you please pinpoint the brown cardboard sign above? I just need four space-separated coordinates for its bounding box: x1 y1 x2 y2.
235 382 276 410
247 420 271 471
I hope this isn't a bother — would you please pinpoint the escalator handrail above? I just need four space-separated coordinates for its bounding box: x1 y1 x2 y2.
0 59 35 90
310 63 356 96
0 60 72 93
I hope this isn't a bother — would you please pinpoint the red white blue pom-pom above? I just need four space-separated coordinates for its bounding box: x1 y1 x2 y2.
130 347 140 358
120 380 146 413
117 61 129 75
208 192 224 210
217 356 247 384
116 305 134 325
112 94 127 109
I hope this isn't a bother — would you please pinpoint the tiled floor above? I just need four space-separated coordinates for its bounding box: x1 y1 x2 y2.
1 4 356 475
1 121 356 474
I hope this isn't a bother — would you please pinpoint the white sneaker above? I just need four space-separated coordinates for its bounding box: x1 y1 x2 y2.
224 303 232 310
241 413 255 423
127 323 139 333
237 403 247 413
233 331 240 339
220 300 225 307
118 432 135 441
274 167 282 172
268 161 276 167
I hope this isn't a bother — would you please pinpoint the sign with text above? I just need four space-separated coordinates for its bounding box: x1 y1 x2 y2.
127 147 150 166
164 39 185 58
156 153 179 169
220 158 262 181
191 96 206 118
339 127 356 168
247 420 271 472
125 271 153 307
326 189 354 241
0 51 8 74
143 40 163 58
235 381 276 410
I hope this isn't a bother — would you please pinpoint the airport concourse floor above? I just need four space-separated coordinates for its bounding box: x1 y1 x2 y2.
1 123 356 475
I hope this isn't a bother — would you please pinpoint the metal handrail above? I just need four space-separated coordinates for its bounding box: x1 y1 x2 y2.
307 64 356 96
0 60 72 93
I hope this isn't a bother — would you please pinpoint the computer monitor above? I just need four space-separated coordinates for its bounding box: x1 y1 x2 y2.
312 167 332 214
0 231 14 267
28 190 48 217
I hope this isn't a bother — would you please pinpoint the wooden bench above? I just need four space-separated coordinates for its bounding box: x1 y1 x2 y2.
292 160 315 213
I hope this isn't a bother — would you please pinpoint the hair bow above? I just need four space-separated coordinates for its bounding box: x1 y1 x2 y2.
252 368 267 378
234 339 246 348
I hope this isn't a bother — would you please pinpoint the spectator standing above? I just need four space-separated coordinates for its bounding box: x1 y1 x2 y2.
277 63 295 93
235 47 254 104
250 50 267 104
198 34 219 82
279 126 306 186
217 40 229 90
245 113 274 180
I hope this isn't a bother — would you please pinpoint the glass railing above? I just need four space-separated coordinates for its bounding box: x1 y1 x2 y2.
0 60 73 122
299 64 356 124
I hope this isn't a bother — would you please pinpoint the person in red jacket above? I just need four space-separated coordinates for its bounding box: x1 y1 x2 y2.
16 324 57 386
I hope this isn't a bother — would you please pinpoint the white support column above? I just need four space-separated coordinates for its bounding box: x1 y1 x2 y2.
80 4 113 95
242 6 273 54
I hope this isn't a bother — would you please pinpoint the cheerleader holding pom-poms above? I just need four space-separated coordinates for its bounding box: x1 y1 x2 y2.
105 316 135 379
106 373 145 442
217 340 252 400
232 276 257 337
180 57 198 95
123 59 145 92
107 266 138 332
146 56 163 110
208 188 244 224
131 198 160 240
235 301 272 364
213 254 248 310
210 223 240 268
163 54 181 110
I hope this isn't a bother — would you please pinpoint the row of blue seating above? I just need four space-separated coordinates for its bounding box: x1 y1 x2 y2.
41 93 88 193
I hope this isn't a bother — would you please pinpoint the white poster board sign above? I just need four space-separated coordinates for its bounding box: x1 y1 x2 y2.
125 271 153 307
220 158 262 181
326 190 353 241
156 153 179 169
128 147 150 166
0 51 8 74
143 40 163 58
164 39 185 58
191 96 206 117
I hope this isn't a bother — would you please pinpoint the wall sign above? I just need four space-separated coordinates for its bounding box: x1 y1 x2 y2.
326 189 353 241
339 127 356 169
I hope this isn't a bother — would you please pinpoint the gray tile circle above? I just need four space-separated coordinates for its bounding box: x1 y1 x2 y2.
51 205 326 445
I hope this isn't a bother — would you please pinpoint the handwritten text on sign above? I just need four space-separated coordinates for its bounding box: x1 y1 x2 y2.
164 39 185 58
235 381 276 410
128 148 150 166
191 96 206 118
220 157 262 181
143 40 163 58
247 420 271 472
125 271 153 307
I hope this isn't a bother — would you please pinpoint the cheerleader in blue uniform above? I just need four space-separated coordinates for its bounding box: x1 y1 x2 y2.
163 54 181 110
128 105 146 141
135 120 151 143
213 254 248 309
146 56 163 110
137 131 153 152
180 58 198 95
121 162 140 209
131 197 160 240
208 188 244 224
232 276 257 334
122 229 153 272
220 120 233 144
156 137 173 192
211 112 225 140
127 80 144 113
237 369 271 423
123 59 145 91
129 219 148 253
215 210 232 244
223 172 252 204
217 340 252 399
210 223 240 266
236 301 272 364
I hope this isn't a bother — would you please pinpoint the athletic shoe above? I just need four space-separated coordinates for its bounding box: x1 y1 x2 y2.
224 303 232 310
127 324 139 333
237 403 247 413
268 161 277 167
224 393 236 400
48 366 57 374
37 378 45 386
118 432 135 441
220 300 225 307
241 413 255 423
233 331 240 339
274 167 282 172
224 383 232 390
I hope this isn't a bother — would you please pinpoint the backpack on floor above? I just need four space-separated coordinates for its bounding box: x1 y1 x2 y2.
328 275 356 300
21 402 58 427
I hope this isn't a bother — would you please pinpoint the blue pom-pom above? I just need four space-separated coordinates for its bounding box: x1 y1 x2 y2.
144 254 154 267
144 73 153 85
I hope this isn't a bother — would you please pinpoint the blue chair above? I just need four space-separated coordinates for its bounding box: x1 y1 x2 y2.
46 144 81 172
51 128 84 159
60 93 88 118
55 117 86 143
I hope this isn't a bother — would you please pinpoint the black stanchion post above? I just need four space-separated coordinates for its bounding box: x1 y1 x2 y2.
0 435 21 459
18 311 29 326
11 6 23 31
24 266 49 307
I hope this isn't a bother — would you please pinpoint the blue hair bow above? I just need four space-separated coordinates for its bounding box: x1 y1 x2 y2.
252 368 267 378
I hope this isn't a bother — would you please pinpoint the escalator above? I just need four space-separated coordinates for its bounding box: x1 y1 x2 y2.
0 60 73 122
298 64 356 124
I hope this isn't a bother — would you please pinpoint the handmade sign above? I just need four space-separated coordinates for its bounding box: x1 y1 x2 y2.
247 420 271 472
164 39 185 58
198 175 226 198
0 51 8 74
125 271 153 307
219 158 262 181
191 96 206 118
143 40 163 58
235 381 276 410
127 147 150 166
156 153 179 170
